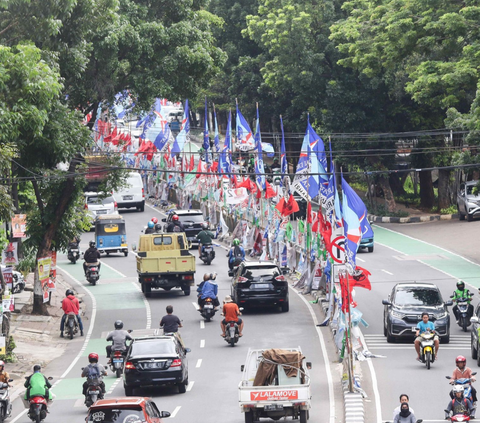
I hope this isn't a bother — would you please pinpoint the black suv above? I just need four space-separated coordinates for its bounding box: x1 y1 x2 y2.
382 283 452 343
162 210 206 243
231 261 289 312
123 334 189 395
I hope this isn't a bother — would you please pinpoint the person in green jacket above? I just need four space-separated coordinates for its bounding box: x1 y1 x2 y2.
452 280 474 323
23 365 53 407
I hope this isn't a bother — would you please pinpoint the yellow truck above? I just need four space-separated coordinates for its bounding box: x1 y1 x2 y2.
135 233 196 297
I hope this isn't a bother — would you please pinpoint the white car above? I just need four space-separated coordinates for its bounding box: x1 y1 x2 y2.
112 172 145 212
85 192 118 226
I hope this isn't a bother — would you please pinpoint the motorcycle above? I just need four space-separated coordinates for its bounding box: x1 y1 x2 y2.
85 263 99 285
452 294 474 332
26 376 53 423
109 350 126 378
65 312 79 340
0 379 13 423
445 411 472 421
200 245 215 265
67 242 81 264
228 258 244 277
198 297 217 322
416 328 436 369
224 308 244 347
446 372 477 406
12 270 25 294
83 378 103 408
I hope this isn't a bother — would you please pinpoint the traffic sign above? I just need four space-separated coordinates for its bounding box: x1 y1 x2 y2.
331 235 345 264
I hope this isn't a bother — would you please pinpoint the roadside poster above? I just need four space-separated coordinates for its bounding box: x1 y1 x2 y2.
2 242 18 266
38 256 52 303
312 261 322 290
47 251 57 292
2 293 14 312
1 267 13 291
0 337 5 355
11 214 26 238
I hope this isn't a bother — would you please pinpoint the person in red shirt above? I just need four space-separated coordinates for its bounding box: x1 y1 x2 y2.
449 355 477 402
220 295 243 337
60 289 84 337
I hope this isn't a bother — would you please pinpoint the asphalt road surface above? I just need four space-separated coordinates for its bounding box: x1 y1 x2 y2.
8 205 339 423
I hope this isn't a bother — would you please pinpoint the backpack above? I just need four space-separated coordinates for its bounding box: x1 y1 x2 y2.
86 364 100 380
233 245 243 259
173 224 181 233
451 398 469 414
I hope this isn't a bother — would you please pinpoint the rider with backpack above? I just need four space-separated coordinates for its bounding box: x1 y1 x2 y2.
445 385 475 419
226 238 245 271
166 215 185 233
81 353 107 399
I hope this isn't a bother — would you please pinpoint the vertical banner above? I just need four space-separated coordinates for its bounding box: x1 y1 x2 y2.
312 261 322 290
37 257 52 303
48 251 57 292
2 292 14 312
1 267 12 291
2 242 18 266
11 214 26 238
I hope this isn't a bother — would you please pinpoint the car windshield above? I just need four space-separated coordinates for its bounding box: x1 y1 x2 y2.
131 340 176 356
394 288 443 306
466 185 479 196
87 407 144 422
178 214 203 223
242 266 280 280
87 196 115 205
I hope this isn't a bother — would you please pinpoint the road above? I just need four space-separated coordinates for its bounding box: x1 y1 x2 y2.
354 221 480 423
8 205 339 423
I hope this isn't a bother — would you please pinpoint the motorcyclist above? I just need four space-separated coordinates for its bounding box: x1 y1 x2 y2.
83 241 101 276
105 320 133 362
197 273 220 309
145 221 155 234
221 295 244 337
0 361 11 416
452 280 474 324
271 157 281 172
196 223 215 255
160 305 185 349
449 355 477 402
23 365 53 409
226 238 245 270
81 353 107 399
414 312 439 361
166 215 185 233
393 403 417 423
60 289 84 337
445 385 475 419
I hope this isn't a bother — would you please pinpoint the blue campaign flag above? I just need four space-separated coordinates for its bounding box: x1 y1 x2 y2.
153 122 171 152
214 110 220 152
261 142 275 158
236 104 254 151
280 116 287 175
254 106 266 191
341 175 370 270
219 111 232 175
171 99 189 157
325 141 335 224
203 98 209 163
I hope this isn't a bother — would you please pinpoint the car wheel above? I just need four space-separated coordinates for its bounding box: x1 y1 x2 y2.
244 411 254 423
477 343 480 367
383 322 387 337
472 335 478 360
459 208 465 220
281 301 289 312
178 382 186 394
124 385 134 396
368 246 374 253
144 282 152 298
468 213 474 222
386 328 395 343
139 202 145 212
182 286 191 296
441 334 450 344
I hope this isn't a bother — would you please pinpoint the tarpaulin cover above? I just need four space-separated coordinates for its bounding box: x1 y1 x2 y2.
253 349 305 386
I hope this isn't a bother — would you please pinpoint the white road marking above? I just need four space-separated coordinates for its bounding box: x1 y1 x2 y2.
381 269 393 275
196 359 202 368
356 257 365 263
186 381 195 391
192 301 199 310
132 282 152 329
200 339 205 348
290 286 335 423
74 398 84 407
169 406 181 418
145 202 168 217
200 320 205 329
107 378 122 394
101 260 127 278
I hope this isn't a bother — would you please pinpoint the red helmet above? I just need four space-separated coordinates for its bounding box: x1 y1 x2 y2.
456 355 467 364
151 217 158 224
172 215 179 221
88 353 99 363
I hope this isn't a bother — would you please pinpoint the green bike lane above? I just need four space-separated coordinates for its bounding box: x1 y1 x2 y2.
374 225 480 288
51 257 147 402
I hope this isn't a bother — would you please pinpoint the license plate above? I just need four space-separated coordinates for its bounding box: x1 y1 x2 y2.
88 390 99 395
123 196 133 200
70 249 78 252
253 283 270 289
113 358 123 363
96 210 107 214
204 247 213 252
265 404 284 411
121 243 127 247
204 304 213 309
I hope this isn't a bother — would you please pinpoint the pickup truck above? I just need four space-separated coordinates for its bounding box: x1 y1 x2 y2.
135 233 195 297
239 348 311 423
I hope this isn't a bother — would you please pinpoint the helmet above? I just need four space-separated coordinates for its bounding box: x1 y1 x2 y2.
201 223 208 230
233 238 240 246
453 385 465 394
89 241 95 248
0 360 5 369
65 289 74 297
88 353 99 363
456 355 467 364
155 223 162 231
114 320 124 330
33 365 41 372
203 273 211 281
457 280 465 290
151 217 158 224
172 215 179 221
147 221 154 229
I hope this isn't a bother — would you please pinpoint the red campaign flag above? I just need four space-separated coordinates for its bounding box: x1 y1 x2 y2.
209 162 218 173
264 181 277 199
339 273 350 313
318 212 333 256
282 194 299 217
189 155 195 172
275 197 286 215
351 266 372 290
307 202 313 224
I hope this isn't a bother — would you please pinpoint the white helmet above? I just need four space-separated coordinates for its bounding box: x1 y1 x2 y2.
453 385 464 394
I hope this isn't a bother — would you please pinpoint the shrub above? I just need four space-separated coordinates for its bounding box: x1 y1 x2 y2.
440 205 457 215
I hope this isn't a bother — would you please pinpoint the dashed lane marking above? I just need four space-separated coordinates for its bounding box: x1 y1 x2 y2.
200 339 205 348
132 282 152 329
381 269 393 275
186 381 195 392
196 359 202 368
169 406 181 418
200 320 205 329
192 301 199 310
107 378 122 394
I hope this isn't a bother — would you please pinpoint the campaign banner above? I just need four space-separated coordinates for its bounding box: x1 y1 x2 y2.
12 214 26 238
2 242 18 266
2 293 14 312
38 256 52 303
225 188 249 205
1 267 12 290
48 251 57 292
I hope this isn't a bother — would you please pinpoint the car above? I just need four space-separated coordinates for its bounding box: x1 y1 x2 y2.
113 172 145 212
85 192 118 227
469 305 480 365
162 209 207 243
382 283 452 343
359 232 374 253
123 334 190 395
86 397 170 423
457 180 480 221
231 261 289 312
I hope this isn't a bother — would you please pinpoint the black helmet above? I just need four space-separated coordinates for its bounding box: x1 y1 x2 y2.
89 241 95 248
457 280 465 290
33 364 41 372
114 320 124 330
65 289 74 297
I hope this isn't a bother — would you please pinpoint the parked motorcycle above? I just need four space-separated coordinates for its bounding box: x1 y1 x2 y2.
65 313 79 340
109 350 126 378
0 379 13 423
446 372 477 406
85 263 99 285
198 297 217 322
417 329 436 369
12 270 25 294
200 245 215 265
67 242 81 264
453 295 474 332
26 376 53 423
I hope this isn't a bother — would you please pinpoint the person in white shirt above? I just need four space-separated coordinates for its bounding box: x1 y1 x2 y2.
393 394 415 420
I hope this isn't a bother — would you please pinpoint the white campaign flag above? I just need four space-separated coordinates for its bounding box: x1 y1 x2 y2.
219 212 229 238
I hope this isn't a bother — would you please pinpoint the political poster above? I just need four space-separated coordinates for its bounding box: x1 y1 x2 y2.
47 251 57 292
225 188 249 205
2 293 14 312
2 242 18 266
11 214 27 238
1 267 12 291
38 256 52 303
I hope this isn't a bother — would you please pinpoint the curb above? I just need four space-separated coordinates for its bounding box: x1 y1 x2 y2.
344 387 365 423
367 212 458 224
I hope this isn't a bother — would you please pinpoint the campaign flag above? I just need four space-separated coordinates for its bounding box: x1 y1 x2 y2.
171 99 190 157
219 110 232 176
282 194 299 217
351 266 372 290
203 97 209 164
261 143 275 158
280 116 287 175
325 141 335 224
213 108 220 152
236 104 254 151
341 175 370 270
254 106 266 191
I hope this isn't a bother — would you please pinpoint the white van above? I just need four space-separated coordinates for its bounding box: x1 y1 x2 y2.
113 172 145 212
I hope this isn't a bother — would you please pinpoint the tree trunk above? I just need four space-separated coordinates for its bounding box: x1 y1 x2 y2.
437 169 452 210
419 170 435 209
377 176 397 213
389 173 406 196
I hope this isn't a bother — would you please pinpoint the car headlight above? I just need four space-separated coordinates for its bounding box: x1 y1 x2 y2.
436 311 448 319
391 310 404 319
